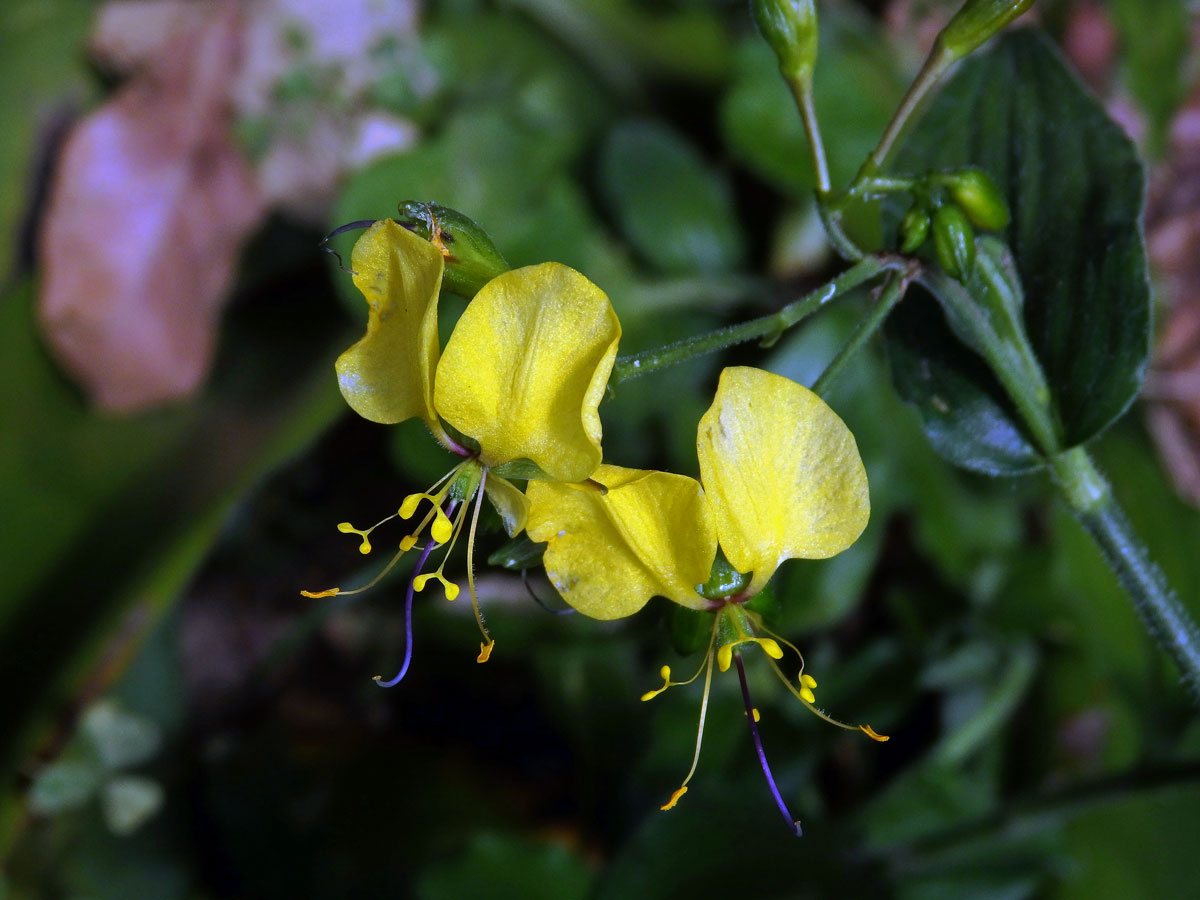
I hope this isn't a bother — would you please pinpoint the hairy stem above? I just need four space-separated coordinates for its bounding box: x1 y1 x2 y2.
812 268 912 396
1051 447 1200 704
609 256 899 386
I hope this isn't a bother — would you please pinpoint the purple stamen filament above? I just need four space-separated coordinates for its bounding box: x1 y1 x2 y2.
733 652 803 837
374 538 439 688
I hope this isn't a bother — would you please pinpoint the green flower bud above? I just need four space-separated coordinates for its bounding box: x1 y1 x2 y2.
899 204 931 254
937 0 1036 62
932 204 976 282
947 168 1010 231
396 201 509 298
750 0 819 83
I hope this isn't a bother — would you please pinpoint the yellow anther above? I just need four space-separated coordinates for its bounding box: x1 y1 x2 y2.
430 510 454 544
800 673 817 689
477 640 495 663
398 493 428 519
640 666 674 702
860 724 889 742
336 521 373 554
759 638 783 659
717 644 733 672
399 534 418 552
660 786 688 811
413 572 459 600
300 588 340 599
748 707 760 723
800 686 816 704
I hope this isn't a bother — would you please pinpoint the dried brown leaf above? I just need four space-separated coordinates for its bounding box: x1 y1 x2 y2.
39 3 265 412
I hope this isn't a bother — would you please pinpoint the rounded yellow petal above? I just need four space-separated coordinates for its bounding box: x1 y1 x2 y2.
433 263 621 483
697 367 869 595
335 220 443 430
526 465 717 619
484 474 530 537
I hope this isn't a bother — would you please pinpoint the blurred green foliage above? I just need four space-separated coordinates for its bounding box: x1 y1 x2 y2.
3 1 1199 898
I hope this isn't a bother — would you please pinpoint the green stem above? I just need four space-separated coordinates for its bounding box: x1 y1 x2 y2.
862 43 955 180
787 76 830 194
1051 447 1200 704
609 256 898 386
812 269 911 396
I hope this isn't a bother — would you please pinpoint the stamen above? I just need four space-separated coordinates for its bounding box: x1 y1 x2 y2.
521 571 576 616
300 588 340 599
659 627 718 811
465 470 494 662
336 513 397 555
399 492 455 544
299 541 413 601
733 652 802 837
374 539 438 688
641 666 675 702
660 787 688 810
413 572 460 601
765 658 889 741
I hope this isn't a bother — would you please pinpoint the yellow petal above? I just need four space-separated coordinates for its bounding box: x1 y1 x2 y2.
335 220 444 433
697 367 869 595
525 465 717 619
433 263 621 483
484 474 529 537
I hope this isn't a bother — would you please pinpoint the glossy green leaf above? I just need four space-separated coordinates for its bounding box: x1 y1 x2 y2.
892 29 1150 450
887 286 1044 475
486 534 546 571
600 121 743 275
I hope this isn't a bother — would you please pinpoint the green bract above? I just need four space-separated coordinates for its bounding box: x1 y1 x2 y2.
750 0 819 83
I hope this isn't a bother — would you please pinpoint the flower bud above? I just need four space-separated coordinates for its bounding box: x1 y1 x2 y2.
750 0 819 83
396 201 509 298
932 204 976 282
899 204 931 254
947 168 1010 231
937 0 1036 62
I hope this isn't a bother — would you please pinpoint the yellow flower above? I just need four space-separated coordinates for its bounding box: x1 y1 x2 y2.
305 220 621 676
526 366 886 832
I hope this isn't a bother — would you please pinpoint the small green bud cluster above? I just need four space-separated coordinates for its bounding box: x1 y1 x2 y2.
897 168 1009 282
396 201 510 298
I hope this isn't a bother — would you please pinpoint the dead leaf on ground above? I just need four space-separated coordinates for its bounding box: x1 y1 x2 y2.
38 2 266 412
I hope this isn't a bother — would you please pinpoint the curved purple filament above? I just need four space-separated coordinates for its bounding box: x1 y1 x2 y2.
320 219 377 272
733 652 803 837
375 539 438 688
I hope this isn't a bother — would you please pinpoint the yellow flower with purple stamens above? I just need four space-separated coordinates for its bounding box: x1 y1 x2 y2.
304 219 621 678
525 366 887 833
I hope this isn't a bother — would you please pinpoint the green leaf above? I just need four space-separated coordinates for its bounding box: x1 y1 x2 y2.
600 121 744 275
28 760 101 814
486 534 546 570
891 29 1150 451
1109 0 1190 156
0 0 99 279
887 286 1044 476
100 776 164 836
415 832 592 900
